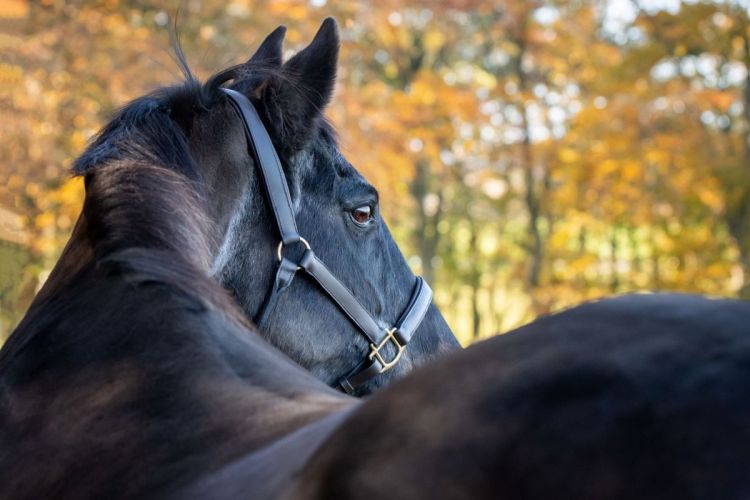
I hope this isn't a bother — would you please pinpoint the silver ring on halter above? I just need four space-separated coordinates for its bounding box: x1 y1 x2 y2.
276 237 311 262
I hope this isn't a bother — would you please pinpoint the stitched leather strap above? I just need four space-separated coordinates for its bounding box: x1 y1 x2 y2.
254 257 299 329
298 250 385 346
392 277 431 345
338 358 384 394
223 88 300 245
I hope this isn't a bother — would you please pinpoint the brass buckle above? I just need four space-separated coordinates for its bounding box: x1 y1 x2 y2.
368 327 405 373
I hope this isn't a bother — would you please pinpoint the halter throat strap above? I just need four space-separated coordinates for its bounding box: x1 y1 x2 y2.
222 88 433 395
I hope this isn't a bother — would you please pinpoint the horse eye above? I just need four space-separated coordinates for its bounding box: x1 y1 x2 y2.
351 205 373 225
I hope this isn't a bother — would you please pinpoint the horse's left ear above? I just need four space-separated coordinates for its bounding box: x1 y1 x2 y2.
256 18 339 154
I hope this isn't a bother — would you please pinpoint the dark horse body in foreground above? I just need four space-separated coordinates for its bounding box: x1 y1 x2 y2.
192 294 750 500
3 18 750 500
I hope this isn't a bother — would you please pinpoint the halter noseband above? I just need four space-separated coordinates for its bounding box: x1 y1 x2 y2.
222 88 433 395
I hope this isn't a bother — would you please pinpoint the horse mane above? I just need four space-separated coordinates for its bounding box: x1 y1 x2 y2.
0 78 253 370
20 70 250 325
69 48 247 267
70 82 215 269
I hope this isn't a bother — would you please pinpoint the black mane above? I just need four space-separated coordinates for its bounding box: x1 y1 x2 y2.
72 83 204 176
74 59 337 176
1 72 248 370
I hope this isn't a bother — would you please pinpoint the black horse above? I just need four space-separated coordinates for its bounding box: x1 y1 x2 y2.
0 20 353 499
70 21 460 397
3 18 750 500
0 17 455 499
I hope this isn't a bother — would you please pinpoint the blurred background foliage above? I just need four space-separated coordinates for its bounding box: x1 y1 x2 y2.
1 0 749 345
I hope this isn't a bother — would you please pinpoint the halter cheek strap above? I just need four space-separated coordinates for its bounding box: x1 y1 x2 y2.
222 88 433 395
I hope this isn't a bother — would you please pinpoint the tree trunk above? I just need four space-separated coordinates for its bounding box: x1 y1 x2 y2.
468 226 482 340
410 159 441 286
514 26 544 292
651 232 661 289
610 228 619 293
488 273 500 335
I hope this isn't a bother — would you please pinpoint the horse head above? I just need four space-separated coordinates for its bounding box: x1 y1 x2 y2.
74 18 460 395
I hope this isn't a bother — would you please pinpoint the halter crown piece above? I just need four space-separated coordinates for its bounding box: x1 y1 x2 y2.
222 88 433 395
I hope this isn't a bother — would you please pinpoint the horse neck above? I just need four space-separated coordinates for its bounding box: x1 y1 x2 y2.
13 158 352 424
86 160 216 266
30 160 216 307
47 160 352 389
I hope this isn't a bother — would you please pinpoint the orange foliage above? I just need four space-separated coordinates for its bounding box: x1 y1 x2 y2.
2 1 750 344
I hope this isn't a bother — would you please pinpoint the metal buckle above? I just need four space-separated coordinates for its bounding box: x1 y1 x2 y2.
276 237 311 262
368 327 405 373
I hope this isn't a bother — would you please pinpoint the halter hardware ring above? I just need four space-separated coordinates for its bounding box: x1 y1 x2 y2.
369 327 405 374
276 237 311 262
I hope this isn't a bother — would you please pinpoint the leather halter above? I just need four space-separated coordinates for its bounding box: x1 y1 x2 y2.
222 88 433 395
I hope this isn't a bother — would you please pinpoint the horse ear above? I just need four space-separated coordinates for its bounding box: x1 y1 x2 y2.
256 18 339 154
281 17 339 111
248 25 286 66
